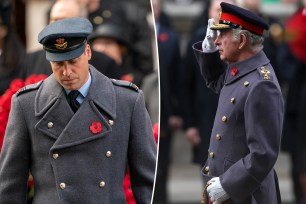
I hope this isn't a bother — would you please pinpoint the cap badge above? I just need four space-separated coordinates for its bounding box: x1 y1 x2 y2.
54 38 68 50
260 67 270 80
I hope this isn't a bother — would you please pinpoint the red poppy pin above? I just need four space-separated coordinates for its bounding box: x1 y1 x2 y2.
121 74 134 82
231 67 238 76
158 32 168 42
90 122 102 134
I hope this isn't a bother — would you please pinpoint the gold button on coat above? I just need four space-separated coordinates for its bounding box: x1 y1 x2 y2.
103 10 112 18
93 16 103 25
99 181 106 188
105 151 112 158
244 81 250 87
53 153 59 159
210 152 214 158
221 116 227 122
47 122 54 129
108 120 114 126
205 166 209 172
216 134 221 140
60 183 66 189
230 98 235 103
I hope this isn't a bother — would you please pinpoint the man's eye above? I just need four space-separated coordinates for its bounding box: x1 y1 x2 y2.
52 62 63 67
69 59 77 64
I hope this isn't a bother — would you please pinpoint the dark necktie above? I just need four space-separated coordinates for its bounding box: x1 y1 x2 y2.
67 90 80 112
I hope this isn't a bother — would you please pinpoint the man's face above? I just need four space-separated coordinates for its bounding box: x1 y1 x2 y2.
214 29 240 63
92 38 123 65
50 44 92 90
49 1 80 23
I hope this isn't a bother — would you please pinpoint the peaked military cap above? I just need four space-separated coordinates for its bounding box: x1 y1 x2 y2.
38 17 93 61
211 2 269 36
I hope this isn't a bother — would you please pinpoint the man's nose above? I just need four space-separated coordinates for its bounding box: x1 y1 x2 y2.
62 64 72 76
214 36 220 46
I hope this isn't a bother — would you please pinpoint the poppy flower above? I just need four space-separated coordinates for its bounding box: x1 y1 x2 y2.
90 122 102 134
158 32 169 42
231 67 238 76
121 74 134 82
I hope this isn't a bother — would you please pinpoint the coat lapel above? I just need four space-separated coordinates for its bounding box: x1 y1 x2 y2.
224 51 270 85
35 74 73 140
35 66 117 149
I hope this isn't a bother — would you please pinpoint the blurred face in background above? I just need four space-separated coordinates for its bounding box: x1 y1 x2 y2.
242 0 261 12
92 38 126 65
209 0 235 23
78 0 100 13
49 0 82 23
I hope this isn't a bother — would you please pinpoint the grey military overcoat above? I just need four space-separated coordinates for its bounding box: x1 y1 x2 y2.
193 42 284 204
0 66 156 203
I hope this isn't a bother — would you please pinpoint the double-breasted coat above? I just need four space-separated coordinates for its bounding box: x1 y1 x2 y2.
0 66 156 203
193 42 284 204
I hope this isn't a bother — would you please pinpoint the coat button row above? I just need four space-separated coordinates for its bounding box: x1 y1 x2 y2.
230 98 235 103
53 152 111 160
204 166 209 172
216 134 221 140
59 181 106 189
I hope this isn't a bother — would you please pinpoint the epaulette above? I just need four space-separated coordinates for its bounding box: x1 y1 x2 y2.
16 81 43 96
111 79 139 92
258 66 271 80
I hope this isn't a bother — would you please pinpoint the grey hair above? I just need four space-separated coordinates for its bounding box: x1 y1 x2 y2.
232 29 264 51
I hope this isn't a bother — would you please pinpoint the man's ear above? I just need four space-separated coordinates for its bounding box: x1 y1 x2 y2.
85 44 92 60
238 33 247 50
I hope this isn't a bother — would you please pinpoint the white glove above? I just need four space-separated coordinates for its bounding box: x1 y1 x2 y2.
202 18 218 52
207 177 230 204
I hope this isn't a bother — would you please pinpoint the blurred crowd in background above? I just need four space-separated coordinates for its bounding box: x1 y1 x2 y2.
1 0 306 203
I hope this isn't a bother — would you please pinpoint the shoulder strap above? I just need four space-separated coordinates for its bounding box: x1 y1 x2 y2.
111 79 139 92
16 81 43 96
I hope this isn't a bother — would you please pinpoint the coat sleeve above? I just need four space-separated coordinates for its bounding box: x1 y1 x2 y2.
220 80 284 203
128 90 157 203
0 95 30 204
192 41 227 94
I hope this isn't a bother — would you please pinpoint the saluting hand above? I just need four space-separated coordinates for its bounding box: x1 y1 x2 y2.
202 18 218 52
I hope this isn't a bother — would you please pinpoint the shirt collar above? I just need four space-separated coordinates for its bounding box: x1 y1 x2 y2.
65 70 92 99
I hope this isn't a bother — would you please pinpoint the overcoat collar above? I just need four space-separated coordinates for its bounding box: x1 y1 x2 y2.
34 65 116 148
224 51 270 85
35 65 116 119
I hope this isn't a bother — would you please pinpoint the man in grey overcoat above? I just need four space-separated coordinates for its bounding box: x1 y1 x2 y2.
193 3 284 204
0 17 156 203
